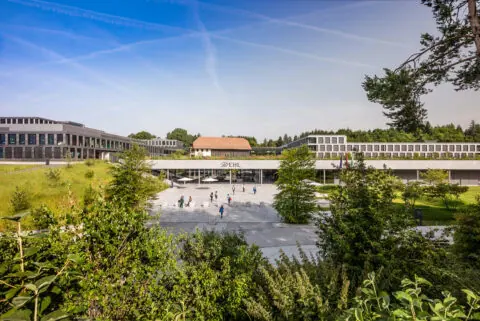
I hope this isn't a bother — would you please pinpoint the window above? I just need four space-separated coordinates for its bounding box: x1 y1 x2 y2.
435 145 441 151
401 145 407 151
332 137 337 144
8 134 16 145
0 134 5 145
12 119 16 124
415 145 420 151
367 145 372 151
19 134 25 145
319 145 325 151
318 137 324 143
0 119 5 124
39 134 45 145
57 134 63 144
72 135 77 146
40 119 44 124
339 137 344 144
18 119 23 124
7 119 11 124
325 137 331 144
35 119 39 124
48 134 54 145
395 145 400 151
28 134 36 145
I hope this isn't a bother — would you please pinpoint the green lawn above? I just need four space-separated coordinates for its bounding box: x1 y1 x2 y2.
317 185 480 225
0 161 112 232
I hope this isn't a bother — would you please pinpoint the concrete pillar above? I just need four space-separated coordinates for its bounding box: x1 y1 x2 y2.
416 170 420 181
167 169 169 180
448 170 451 183
323 169 326 184
229 170 232 184
198 169 201 184
260 169 263 185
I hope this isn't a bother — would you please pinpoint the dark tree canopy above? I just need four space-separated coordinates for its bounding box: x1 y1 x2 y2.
128 131 156 140
363 0 480 131
166 128 198 147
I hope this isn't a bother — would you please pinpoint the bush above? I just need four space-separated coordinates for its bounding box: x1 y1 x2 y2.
85 159 95 167
83 185 98 210
32 204 57 229
84 170 95 179
454 196 480 265
45 168 62 185
10 186 31 213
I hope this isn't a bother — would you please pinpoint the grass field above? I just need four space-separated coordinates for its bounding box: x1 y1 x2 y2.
317 184 480 225
0 161 112 232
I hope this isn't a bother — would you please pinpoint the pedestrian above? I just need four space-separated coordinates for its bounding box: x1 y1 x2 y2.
179 195 185 208
219 205 224 219
242 184 245 192
215 191 218 201
187 196 192 207
232 184 236 195
210 192 213 202
228 195 232 205
253 186 257 195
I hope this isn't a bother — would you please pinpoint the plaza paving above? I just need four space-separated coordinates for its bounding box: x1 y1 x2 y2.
149 183 320 262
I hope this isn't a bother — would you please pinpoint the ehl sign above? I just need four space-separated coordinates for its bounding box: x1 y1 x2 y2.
220 161 240 168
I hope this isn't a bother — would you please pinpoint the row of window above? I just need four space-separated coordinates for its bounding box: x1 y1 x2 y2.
0 133 133 149
147 140 178 146
317 152 479 158
308 136 346 144
309 144 480 152
0 118 56 125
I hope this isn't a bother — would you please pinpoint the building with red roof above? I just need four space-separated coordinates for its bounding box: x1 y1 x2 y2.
191 137 252 157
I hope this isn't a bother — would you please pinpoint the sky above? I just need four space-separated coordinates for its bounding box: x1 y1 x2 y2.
0 0 478 140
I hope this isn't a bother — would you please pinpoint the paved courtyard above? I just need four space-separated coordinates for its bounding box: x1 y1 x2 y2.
149 183 320 262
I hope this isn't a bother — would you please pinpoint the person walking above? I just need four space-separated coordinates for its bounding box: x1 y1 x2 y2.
179 195 185 208
210 192 214 202
219 205 224 219
228 196 232 206
214 191 218 201
253 186 257 195
187 196 192 207
242 184 245 192
232 184 236 195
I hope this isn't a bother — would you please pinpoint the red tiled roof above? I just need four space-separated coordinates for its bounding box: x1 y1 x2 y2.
192 137 252 150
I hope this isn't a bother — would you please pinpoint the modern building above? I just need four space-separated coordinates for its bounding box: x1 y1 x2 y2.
0 116 182 160
283 135 480 159
142 137 184 157
191 137 252 157
151 159 480 186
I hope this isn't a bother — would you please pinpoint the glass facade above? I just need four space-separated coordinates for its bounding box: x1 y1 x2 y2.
8 134 16 145
28 134 36 145
19 134 25 145
48 134 54 145
39 134 46 145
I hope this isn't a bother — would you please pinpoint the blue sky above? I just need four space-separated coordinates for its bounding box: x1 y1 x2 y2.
0 0 477 139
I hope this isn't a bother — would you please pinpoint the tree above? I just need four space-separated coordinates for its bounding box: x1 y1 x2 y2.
316 154 420 290
421 169 449 185
402 181 425 211
273 145 317 224
166 128 196 147
276 136 284 147
454 196 480 265
106 144 159 209
363 68 428 132
363 0 480 130
465 120 480 141
128 131 156 140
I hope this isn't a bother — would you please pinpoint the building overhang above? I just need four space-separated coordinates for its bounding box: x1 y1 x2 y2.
149 160 480 170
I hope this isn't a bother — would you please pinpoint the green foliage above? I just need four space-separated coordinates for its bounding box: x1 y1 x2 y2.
84 169 94 179
363 68 428 133
128 130 156 140
84 159 95 167
454 196 480 265
274 145 317 224
166 128 198 147
421 169 449 185
106 144 158 209
316 154 426 290
402 181 424 211
31 205 57 229
345 273 480 321
10 186 31 214
44 169 62 185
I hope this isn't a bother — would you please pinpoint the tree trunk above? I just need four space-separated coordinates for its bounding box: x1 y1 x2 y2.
468 0 480 56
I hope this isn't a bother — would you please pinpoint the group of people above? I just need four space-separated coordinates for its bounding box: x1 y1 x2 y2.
176 184 258 218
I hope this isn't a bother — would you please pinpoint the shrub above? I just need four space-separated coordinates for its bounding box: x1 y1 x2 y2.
32 204 57 229
84 170 95 179
454 196 480 265
45 168 62 184
85 159 95 167
10 186 31 213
